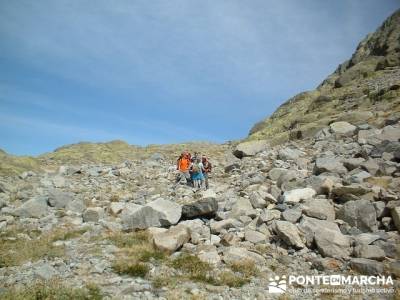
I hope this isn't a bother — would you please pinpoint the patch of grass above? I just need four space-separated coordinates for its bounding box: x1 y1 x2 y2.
51 227 89 242
0 280 103 300
112 261 150 277
229 259 259 277
169 254 215 284
107 231 149 248
152 276 179 289
109 194 120 202
109 231 164 278
217 271 249 287
138 249 165 262
152 254 256 288
0 228 65 267
170 254 211 275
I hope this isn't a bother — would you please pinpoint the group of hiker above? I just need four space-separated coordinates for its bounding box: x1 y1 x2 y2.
176 151 212 190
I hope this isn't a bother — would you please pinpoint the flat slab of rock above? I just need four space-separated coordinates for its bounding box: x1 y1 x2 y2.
281 208 302 223
350 258 384 275
329 121 356 136
354 244 385 261
223 247 264 264
337 199 378 232
314 157 347 175
273 220 304 249
268 168 288 181
314 227 351 259
354 233 382 246
301 198 335 221
34 263 57 280
282 188 316 203
13 196 48 218
278 148 304 161
244 230 266 244
230 198 253 218
233 140 268 159
153 224 190 253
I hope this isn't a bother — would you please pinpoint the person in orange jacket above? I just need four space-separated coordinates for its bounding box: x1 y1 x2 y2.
176 151 191 185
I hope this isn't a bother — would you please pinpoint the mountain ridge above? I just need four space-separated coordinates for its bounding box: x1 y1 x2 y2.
248 9 400 145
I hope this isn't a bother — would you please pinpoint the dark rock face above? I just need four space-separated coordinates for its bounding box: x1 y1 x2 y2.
182 198 218 219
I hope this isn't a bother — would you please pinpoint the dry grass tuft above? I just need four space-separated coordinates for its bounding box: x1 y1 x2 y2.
0 280 103 300
0 227 66 267
108 230 164 278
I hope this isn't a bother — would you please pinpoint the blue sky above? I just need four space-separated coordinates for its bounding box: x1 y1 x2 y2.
1 1 399 155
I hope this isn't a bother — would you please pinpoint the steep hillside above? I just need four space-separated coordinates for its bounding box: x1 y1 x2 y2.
248 9 400 145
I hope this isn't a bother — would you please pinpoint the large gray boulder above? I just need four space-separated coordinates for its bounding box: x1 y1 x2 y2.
301 198 335 221
298 216 351 258
391 206 400 232
314 228 351 258
332 184 371 201
281 208 302 223
122 199 182 230
83 207 104 222
244 229 266 244
153 224 190 253
13 196 48 218
47 189 73 209
229 198 253 218
182 198 218 219
278 148 304 161
179 219 210 244
329 121 357 136
273 221 305 249
337 200 378 232
268 168 288 181
233 140 268 159
147 198 182 224
353 244 385 261
314 157 347 175
350 258 384 275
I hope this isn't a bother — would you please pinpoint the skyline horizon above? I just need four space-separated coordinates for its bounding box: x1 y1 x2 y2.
1 1 399 156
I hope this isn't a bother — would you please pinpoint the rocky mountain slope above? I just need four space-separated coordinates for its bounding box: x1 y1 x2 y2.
1 117 399 299
1 9 400 300
248 9 400 145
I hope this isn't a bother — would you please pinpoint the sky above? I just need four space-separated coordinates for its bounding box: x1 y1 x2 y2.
0 1 399 156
